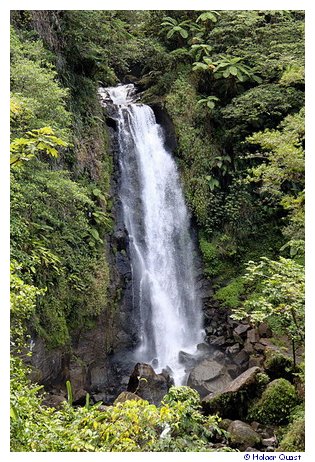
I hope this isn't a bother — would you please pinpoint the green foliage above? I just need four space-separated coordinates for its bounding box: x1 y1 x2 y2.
277 404 305 451
197 95 219 110
66 381 73 406
10 27 71 139
10 261 46 350
193 55 261 84
232 257 304 351
248 378 298 425
161 17 191 39
221 84 304 139
246 109 305 259
264 349 294 380
11 161 110 347
196 11 220 24
10 126 68 168
10 381 230 452
215 277 244 308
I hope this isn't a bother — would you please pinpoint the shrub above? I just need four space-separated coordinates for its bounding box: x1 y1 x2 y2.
277 405 305 452
248 378 298 425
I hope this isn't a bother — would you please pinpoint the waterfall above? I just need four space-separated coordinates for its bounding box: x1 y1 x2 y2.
100 84 204 384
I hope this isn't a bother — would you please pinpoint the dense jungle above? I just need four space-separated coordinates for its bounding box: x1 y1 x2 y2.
10 10 305 452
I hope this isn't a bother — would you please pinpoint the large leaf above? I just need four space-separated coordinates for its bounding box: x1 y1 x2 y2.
229 66 238 76
179 28 189 39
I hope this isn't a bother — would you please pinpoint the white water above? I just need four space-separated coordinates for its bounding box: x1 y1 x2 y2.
100 84 204 384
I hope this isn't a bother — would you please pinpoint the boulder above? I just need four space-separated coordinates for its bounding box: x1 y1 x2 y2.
258 322 272 338
262 437 277 447
213 350 225 362
202 367 262 419
219 418 233 431
226 343 240 356
224 366 262 393
114 391 143 404
187 358 232 398
233 349 249 368
228 420 261 450
196 342 212 354
247 328 260 344
254 343 265 353
249 356 264 368
208 335 226 346
226 364 241 379
234 324 251 336
178 350 198 368
127 363 170 405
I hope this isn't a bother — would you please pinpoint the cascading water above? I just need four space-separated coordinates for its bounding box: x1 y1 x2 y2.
100 84 204 384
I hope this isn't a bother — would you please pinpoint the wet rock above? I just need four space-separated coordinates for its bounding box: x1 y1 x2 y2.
226 366 262 393
251 421 261 431
226 343 240 356
97 404 110 411
202 367 262 419
247 328 260 343
89 366 106 392
178 350 198 368
127 363 170 405
113 228 128 251
243 339 254 353
197 342 212 354
233 333 244 345
258 322 272 338
228 420 261 450
208 335 226 346
187 358 232 398
69 365 88 401
226 364 241 379
234 324 251 336
249 356 264 368
262 437 277 447
29 337 68 386
233 349 249 367
213 350 225 362
254 343 265 353
245 447 260 452
114 391 143 404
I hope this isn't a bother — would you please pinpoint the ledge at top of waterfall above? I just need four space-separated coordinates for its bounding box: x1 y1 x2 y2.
100 84 204 385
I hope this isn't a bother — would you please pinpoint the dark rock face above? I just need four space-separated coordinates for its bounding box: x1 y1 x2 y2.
151 104 177 153
127 363 172 405
28 338 69 386
187 358 232 398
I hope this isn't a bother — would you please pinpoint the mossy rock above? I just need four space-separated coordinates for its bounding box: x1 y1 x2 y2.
114 391 143 405
202 367 263 420
264 348 294 381
228 420 261 450
248 378 298 425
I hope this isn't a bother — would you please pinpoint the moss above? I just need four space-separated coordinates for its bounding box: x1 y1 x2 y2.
264 348 294 380
277 405 305 452
248 378 298 425
255 372 270 394
214 277 245 308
